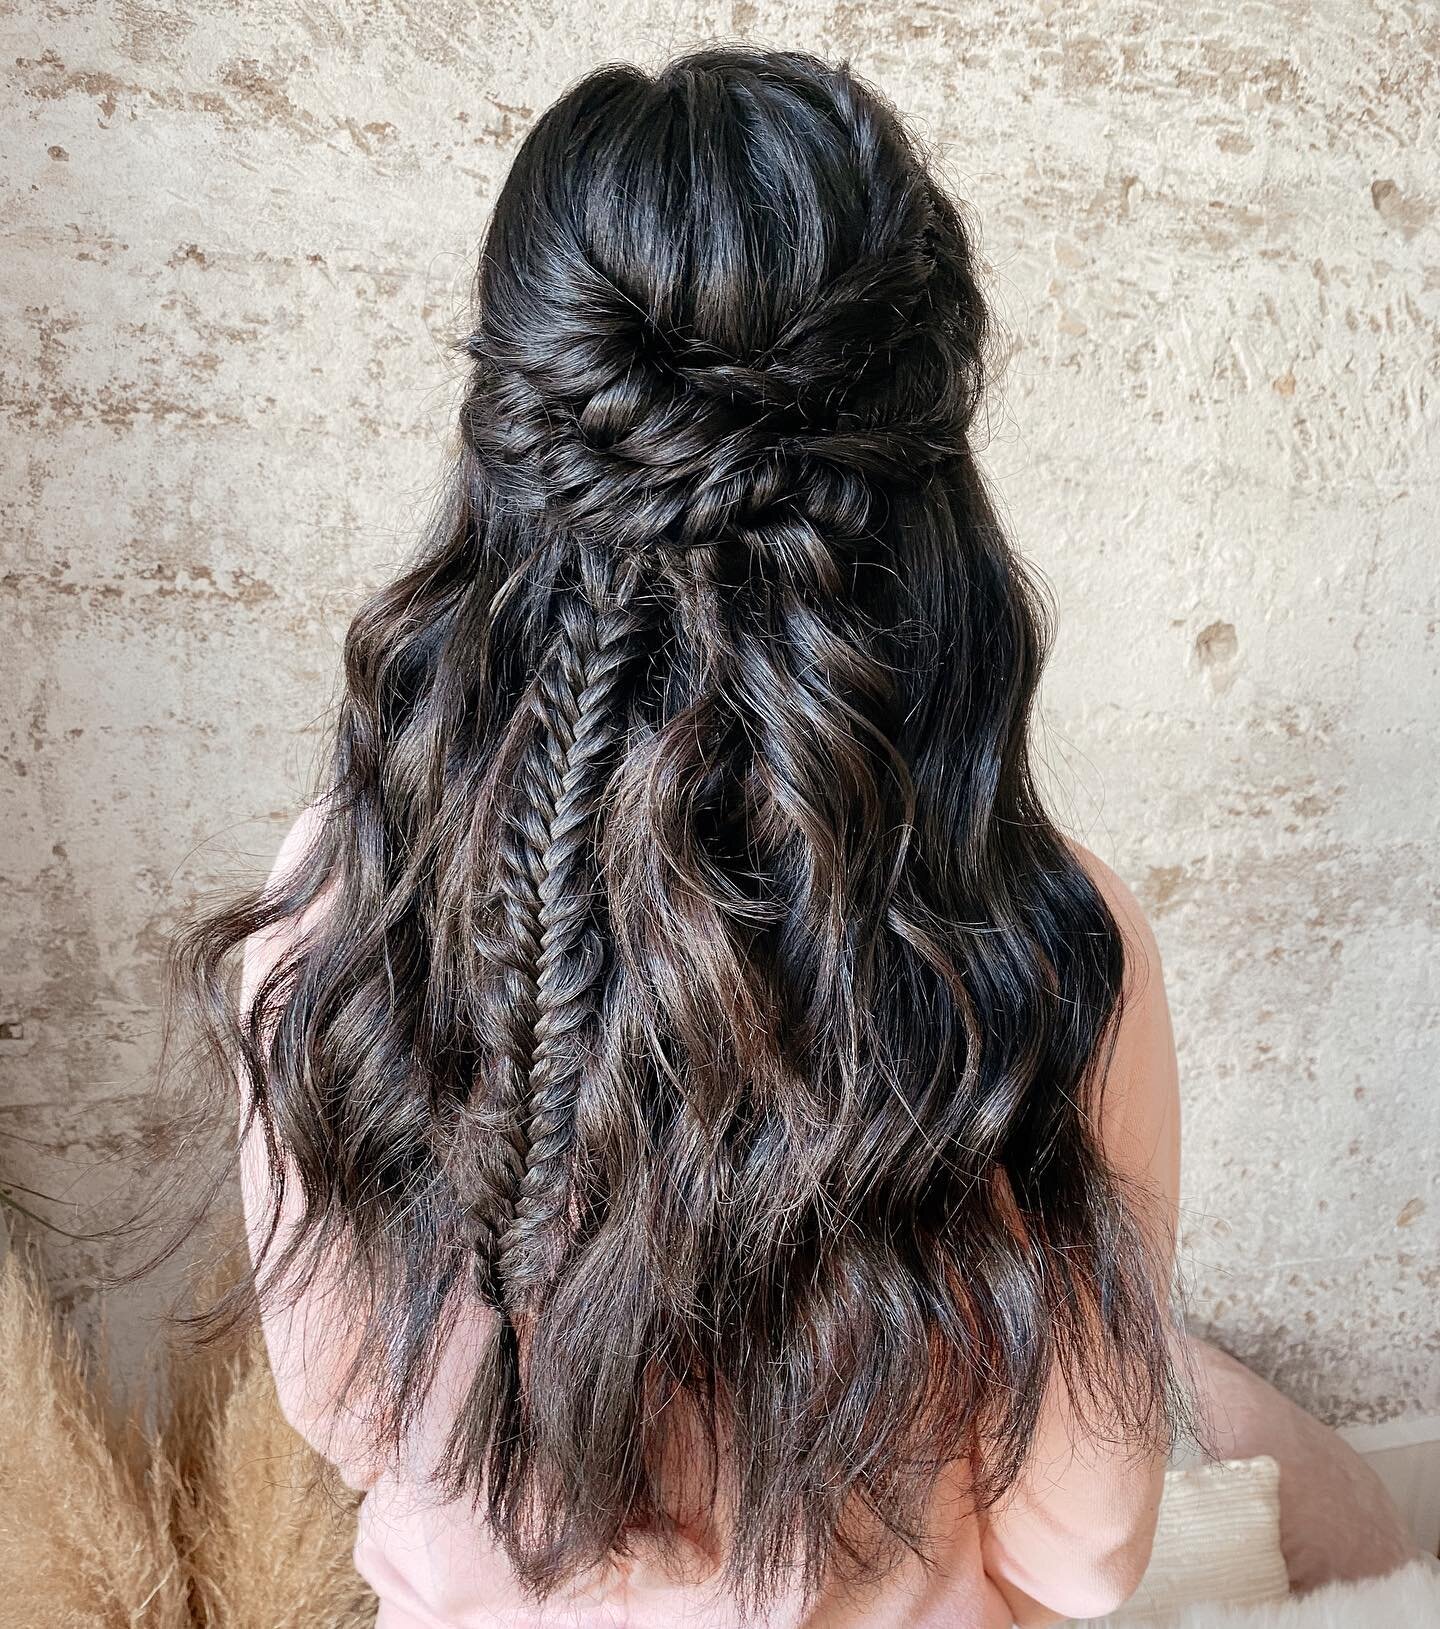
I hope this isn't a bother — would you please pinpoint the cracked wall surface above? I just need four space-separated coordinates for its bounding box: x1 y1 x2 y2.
2 1 1436 1427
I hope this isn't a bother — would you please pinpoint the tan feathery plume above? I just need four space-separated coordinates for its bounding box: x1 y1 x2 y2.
0 1236 377 1629
0 1249 187 1629
162 1314 375 1629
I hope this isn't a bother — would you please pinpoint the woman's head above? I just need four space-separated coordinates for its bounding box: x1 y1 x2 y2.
168 44 1187 1618
461 46 984 573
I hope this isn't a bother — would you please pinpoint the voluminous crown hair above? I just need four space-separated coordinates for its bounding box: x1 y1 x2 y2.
166 43 1189 1620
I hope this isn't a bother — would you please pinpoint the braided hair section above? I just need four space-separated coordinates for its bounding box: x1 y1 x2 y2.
443 543 653 1521
494 563 650 1308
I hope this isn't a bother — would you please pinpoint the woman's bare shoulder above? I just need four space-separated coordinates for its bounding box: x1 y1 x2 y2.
1059 833 1165 1002
268 798 329 886
240 799 336 1009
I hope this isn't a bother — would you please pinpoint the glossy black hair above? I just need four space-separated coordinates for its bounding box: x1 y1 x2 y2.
163 43 1191 1619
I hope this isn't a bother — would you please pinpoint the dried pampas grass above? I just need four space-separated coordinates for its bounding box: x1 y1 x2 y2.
0 1248 376 1629
162 1290 376 1629
0 1250 186 1628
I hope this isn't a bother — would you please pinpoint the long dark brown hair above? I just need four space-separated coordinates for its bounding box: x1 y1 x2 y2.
161 43 1191 1620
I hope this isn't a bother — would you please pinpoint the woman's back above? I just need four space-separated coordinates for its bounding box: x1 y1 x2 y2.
178 44 1194 1629
238 814 1183 1629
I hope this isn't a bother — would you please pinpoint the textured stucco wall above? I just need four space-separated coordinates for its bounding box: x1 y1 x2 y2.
2 3 1435 1427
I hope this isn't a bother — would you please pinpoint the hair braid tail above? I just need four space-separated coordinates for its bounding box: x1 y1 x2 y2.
449 554 648 1519
467 646 581 1300
499 583 646 1303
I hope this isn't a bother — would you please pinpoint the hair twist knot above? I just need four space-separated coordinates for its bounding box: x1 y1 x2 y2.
460 231 970 570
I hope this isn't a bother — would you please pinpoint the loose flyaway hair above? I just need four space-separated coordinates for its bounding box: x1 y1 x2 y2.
160 44 1192 1620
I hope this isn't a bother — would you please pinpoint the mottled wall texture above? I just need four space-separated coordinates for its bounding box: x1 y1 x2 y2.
2 2 1435 1428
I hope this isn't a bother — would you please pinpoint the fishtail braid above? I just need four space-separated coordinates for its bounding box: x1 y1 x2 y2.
479 548 650 1318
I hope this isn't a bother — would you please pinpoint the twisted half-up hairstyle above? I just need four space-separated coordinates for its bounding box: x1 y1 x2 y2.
164 44 1191 1620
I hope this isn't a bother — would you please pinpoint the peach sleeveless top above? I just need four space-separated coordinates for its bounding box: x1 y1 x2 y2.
238 806 1182 1629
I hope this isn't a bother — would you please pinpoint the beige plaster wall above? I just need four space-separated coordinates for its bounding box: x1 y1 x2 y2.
2 2 1435 1428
